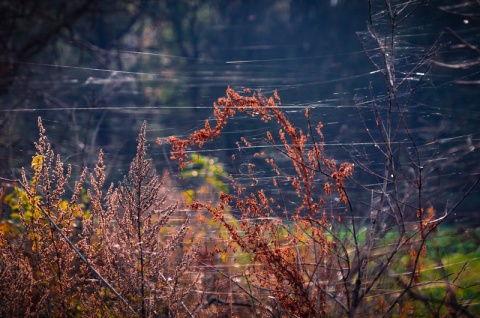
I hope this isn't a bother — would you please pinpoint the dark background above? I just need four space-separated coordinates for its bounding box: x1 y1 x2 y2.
1 0 478 223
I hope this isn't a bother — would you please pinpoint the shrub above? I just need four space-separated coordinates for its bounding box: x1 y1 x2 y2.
0 119 198 317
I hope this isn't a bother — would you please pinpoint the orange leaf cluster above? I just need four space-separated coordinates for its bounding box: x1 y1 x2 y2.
164 87 355 317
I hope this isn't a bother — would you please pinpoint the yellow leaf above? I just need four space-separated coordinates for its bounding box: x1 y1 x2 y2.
0 222 12 235
221 252 227 263
31 155 43 171
29 232 41 250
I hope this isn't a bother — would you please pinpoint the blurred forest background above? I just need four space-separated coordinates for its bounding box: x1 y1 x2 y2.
0 0 479 223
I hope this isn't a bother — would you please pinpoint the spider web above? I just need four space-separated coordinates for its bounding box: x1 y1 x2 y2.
1 0 478 225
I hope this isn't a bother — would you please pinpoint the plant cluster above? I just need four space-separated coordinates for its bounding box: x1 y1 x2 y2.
0 119 198 317
1 1 479 317
164 87 355 317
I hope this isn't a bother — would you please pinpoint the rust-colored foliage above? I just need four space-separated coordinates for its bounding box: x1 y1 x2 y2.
165 87 354 316
0 118 86 316
78 121 198 316
0 119 198 317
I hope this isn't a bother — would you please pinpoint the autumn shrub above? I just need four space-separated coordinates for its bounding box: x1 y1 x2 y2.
164 84 479 317
164 87 355 317
0 119 198 317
